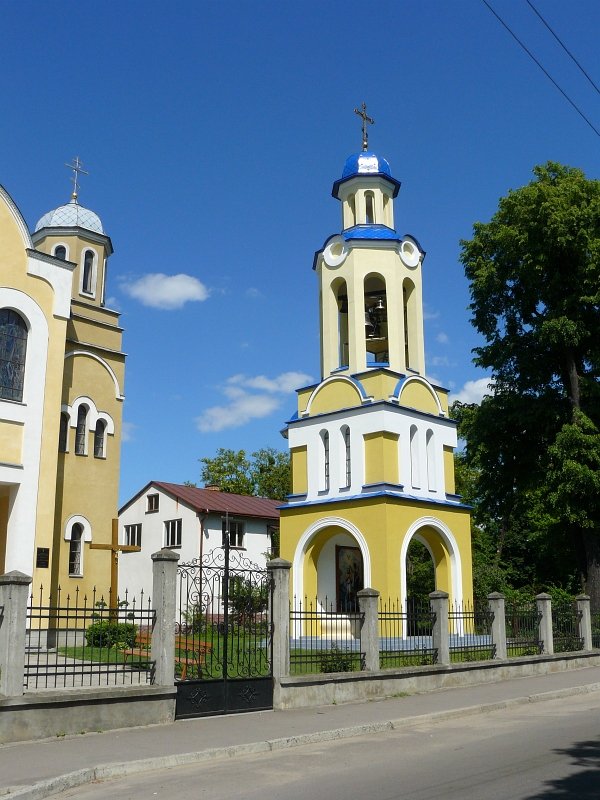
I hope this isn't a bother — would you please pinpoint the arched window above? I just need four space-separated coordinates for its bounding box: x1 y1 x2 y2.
403 278 416 370
333 278 349 368
82 250 95 295
59 412 69 452
365 191 375 224
320 430 330 492
364 274 388 365
342 425 351 488
382 194 390 226
0 309 28 402
75 405 88 455
348 195 356 227
410 425 420 489
426 429 436 491
69 523 84 576
94 420 107 458
54 245 67 260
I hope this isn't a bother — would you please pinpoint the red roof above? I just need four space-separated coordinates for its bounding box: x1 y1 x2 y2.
148 482 280 521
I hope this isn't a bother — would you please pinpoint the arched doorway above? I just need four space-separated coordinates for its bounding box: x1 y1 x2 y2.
400 517 463 606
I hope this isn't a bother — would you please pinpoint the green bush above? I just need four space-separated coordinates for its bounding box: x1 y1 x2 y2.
85 621 137 649
320 644 354 673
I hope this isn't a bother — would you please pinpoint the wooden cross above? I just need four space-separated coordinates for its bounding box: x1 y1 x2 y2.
90 518 140 604
354 102 374 151
64 155 89 202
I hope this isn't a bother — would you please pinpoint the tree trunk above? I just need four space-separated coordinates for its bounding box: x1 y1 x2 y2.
564 350 581 411
582 529 600 611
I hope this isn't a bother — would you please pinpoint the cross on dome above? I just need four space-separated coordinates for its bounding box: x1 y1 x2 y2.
64 156 89 203
354 102 374 152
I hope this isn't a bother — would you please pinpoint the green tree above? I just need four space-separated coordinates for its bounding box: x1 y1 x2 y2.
199 447 290 500
459 162 600 605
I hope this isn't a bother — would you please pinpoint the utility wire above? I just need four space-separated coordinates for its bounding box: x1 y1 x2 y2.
481 0 600 139
526 0 600 97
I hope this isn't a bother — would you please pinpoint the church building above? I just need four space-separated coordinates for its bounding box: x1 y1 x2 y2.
280 111 473 613
0 160 125 599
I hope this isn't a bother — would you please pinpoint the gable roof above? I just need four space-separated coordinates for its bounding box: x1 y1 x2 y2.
119 481 280 522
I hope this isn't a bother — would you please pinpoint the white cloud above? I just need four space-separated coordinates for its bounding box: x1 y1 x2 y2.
430 355 451 368
196 371 313 433
450 377 493 405
436 332 449 344
121 273 209 310
245 287 263 299
121 421 136 442
423 305 440 321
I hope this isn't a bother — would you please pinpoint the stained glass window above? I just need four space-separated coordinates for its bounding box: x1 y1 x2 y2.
69 523 83 576
75 405 88 455
0 309 28 402
94 420 106 458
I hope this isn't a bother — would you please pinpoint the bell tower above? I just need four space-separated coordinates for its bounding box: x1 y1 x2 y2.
280 108 473 611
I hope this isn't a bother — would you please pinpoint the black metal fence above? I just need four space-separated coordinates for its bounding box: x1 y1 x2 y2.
505 602 543 657
592 607 600 649
378 598 436 667
448 601 495 662
25 585 154 690
289 596 365 675
552 601 584 653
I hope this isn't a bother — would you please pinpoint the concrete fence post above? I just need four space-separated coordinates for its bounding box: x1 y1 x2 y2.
430 590 450 666
576 595 593 651
0 571 32 697
151 549 180 686
267 558 291 680
488 592 507 660
536 593 554 655
358 588 380 672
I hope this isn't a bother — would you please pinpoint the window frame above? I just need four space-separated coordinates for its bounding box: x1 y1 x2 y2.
68 523 84 577
124 523 142 548
75 404 88 455
222 518 245 549
164 518 182 548
146 493 159 513
0 309 28 403
94 419 107 458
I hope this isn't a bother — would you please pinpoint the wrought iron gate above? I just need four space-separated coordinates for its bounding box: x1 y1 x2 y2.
175 544 273 719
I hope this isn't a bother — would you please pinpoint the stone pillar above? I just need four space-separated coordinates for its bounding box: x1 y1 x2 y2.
358 588 380 672
267 558 291 680
576 595 593 651
151 549 180 686
536 593 554 655
488 592 507 660
430 590 449 666
0 571 32 697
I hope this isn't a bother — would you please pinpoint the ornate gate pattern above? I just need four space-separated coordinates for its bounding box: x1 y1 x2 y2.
175 546 273 718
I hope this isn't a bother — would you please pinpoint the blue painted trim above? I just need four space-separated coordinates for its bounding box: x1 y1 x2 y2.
402 233 427 260
279 491 472 512
343 224 401 242
284 397 456 427
332 172 401 199
361 482 404 493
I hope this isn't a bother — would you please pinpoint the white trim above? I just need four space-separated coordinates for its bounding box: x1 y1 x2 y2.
64 351 124 400
396 375 444 416
79 247 98 299
52 242 70 261
304 374 369 417
292 516 372 606
400 516 463 607
64 514 93 542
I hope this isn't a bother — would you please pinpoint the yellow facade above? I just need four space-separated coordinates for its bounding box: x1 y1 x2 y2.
281 147 473 615
0 184 125 600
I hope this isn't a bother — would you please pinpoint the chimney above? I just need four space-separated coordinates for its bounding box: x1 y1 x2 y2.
204 484 221 491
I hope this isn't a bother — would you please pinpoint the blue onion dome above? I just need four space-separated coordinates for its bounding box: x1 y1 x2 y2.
341 151 393 179
35 200 104 235
333 151 401 199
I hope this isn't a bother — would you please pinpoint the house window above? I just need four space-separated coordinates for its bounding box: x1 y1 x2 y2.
0 309 28 402
75 405 88 455
165 518 182 548
222 518 244 548
94 420 106 458
125 523 142 547
147 493 159 513
59 411 69 452
69 523 84 576
82 250 95 295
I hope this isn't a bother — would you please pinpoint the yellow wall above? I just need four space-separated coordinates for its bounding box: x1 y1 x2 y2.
0 420 23 464
443 446 456 494
309 379 362 416
399 380 440 416
363 431 399 485
291 446 308 495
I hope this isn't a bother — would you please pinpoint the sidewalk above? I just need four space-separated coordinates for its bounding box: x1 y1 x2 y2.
3 665 600 800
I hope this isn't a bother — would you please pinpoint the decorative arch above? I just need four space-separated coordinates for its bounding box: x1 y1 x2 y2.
64 351 124 400
400 516 463 606
64 514 93 542
292 516 372 605
304 374 368 416
394 375 444 416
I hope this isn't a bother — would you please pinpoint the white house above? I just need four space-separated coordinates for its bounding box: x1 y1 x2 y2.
118 482 280 607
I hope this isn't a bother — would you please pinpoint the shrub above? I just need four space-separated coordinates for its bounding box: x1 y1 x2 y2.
320 644 354 673
85 621 137 649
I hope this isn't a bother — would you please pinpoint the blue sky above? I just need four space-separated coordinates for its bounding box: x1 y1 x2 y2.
2 1 599 504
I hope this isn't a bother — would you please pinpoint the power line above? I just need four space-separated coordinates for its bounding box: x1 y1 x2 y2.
526 0 600 97
481 0 600 139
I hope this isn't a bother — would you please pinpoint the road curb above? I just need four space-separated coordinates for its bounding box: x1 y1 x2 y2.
6 682 600 799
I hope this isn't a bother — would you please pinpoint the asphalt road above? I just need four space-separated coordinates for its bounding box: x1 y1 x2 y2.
55 692 600 799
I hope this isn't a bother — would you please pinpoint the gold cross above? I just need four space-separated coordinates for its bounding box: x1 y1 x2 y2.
90 519 140 604
354 102 374 151
64 156 89 202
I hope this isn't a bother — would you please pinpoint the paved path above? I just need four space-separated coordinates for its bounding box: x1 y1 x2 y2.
2 665 600 800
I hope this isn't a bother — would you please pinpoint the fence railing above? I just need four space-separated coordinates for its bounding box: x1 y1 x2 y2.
448 602 495 662
592 609 600 649
289 596 365 675
378 598 436 667
25 585 155 690
552 601 584 653
505 602 543 657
